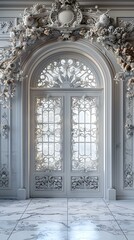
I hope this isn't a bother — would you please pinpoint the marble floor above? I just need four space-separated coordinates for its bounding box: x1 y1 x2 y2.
0 198 134 240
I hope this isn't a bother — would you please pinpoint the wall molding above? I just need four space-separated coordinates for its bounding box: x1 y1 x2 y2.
1 1 134 9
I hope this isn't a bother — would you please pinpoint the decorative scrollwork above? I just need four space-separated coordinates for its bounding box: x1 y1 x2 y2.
49 0 82 28
33 58 97 88
35 176 63 190
0 0 134 106
0 112 9 139
0 18 14 34
71 176 99 190
0 166 9 188
124 79 134 188
124 164 133 188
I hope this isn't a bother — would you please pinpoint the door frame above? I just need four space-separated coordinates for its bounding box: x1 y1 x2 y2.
17 40 116 200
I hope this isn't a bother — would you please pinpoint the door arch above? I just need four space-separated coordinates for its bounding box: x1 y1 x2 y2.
30 53 103 197
20 40 116 199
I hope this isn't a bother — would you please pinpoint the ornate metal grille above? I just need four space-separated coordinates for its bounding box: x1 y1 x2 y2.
35 176 63 190
71 96 98 172
33 58 97 88
34 97 63 171
71 176 99 190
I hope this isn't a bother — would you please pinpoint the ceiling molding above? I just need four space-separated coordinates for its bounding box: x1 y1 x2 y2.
1 1 134 9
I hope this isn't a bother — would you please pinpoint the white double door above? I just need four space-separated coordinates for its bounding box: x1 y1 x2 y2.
30 90 103 197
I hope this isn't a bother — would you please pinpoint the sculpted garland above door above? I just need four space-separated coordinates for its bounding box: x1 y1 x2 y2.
30 56 104 197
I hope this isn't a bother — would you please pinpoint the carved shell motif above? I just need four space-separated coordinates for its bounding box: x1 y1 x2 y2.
49 0 83 27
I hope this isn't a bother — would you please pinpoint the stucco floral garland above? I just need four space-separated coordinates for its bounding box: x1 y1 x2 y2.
0 1 134 107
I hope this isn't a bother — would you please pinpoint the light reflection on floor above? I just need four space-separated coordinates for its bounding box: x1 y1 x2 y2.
0 198 133 239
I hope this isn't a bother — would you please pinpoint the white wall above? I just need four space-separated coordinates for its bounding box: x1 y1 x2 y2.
0 1 134 199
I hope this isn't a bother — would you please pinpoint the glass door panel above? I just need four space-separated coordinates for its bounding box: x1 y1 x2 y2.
30 91 103 197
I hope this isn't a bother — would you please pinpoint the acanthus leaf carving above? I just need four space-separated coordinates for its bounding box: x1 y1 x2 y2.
0 0 134 107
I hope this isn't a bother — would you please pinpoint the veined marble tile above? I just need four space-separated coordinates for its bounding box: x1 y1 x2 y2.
0 220 17 232
29 198 67 207
0 212 23 221
107 210 134 221
0 200 31 208
0 233 10 240
123 233 134 240
68 198 106 206
21 198 67 221
68 198 109 212
117 220 134 232
68 199 114 221
0 220 17 240
68 230 127 240
68 214 114 221
106 200 134 209
21 212 67 221
0 198 133 240
68 220 121 232
25 198 67 213
0 200 31 220
104 200 134 220
15 219 68 231
8 230 68 240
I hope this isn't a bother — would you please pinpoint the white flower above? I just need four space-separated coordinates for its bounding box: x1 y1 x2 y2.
23 15 34 27
16 24 25 31
10 31 15 38
7 62 16 70
33 4 46 13
0 72 5 79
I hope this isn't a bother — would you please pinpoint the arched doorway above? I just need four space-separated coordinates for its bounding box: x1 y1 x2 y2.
30 53 103 197
21 40 115 199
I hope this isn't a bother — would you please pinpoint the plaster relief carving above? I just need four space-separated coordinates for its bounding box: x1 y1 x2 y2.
0 0 134 191
0 18 15 35
49 0 82 27
0 0 134 107
0 165 9 188
0 112 9 139
124 163 133 188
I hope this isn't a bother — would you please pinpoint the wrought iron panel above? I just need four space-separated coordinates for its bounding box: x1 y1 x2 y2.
34 97 63 171
71 96 99 172
33 58 97 88
71 176 99 190
35 176 63 190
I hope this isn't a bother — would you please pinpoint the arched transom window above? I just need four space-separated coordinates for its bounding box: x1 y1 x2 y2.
31 57 99 89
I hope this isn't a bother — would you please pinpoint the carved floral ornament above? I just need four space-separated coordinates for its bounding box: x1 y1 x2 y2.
0 0 134 107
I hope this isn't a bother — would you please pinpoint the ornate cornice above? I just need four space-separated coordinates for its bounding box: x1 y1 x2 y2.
1 1 134 9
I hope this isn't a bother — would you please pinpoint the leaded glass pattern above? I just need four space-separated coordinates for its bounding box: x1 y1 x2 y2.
35 97 63 171
71 96 98 171
33 58 97 88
